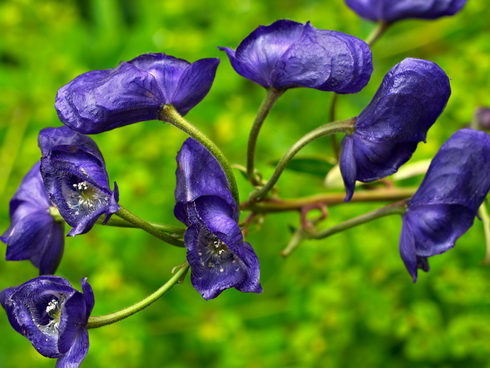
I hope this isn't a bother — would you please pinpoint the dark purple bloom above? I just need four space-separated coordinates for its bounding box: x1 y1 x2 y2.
175 138 262 300
345 0 467 23
55 53 220 134
400 129 490 281
340 58 451 201
219 19 372 93
39 126 119 236
1 162 64 275
0 276 94 368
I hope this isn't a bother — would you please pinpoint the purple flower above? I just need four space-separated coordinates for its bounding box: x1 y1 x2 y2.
345 0 467 23
39 126 119 236
340 58 451 201
400 129 490 281
219 19 372 93
2 162 64 275
175 138 262 300
0 276 94 368
55 53 220 134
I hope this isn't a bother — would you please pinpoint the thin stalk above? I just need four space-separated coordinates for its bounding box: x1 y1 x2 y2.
308 201 407 240
116 207 184 247
328 93 340 161
250 118 356 202
87 263 189 329
280 227 305 257
247 88 285 184
242 187 416 214
49 206 185 237
365 21 390 47
160 105 239 204
479 202 490 264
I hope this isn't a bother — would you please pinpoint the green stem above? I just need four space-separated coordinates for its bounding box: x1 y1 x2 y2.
242 187 416 214
49 207 185 238
280 227 305 257
247 88 285 184
308 201 407 240
479 202 490 264
116 207 184 247
328 94 340 161
250 118 356 202
365 21 390 47
160 105 240 204
87 263 189 329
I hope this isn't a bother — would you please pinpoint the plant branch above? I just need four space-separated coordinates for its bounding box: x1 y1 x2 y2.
87 263 189 329
247 88 285 184
160 105 240 204
249 118 356 202
115 206 184 247
242 187 416 214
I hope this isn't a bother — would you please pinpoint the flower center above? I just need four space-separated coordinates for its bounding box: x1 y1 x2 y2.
63 179 109 216
31 295 66 335
198 230 239 273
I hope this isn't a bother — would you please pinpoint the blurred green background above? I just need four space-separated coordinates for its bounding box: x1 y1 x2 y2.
1 0 490 367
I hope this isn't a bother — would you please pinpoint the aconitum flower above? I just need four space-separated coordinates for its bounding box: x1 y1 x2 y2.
1 162 64 275
345 0 467 23
400 129 490 281
175 138 262 300
340 58 450 201
219 19 372 93
39 126 119 236
55 53 220 134
0 276 94 368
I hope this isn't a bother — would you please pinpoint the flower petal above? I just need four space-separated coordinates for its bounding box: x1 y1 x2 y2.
171 58 220 115
345 0 467 23
174 138 236 224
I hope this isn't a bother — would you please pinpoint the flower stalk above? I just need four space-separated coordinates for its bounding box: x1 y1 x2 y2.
250 118 356 202
115 206 184 247
87 263 189 329
280 201 407 257
160 105 240 204
247 88 285 184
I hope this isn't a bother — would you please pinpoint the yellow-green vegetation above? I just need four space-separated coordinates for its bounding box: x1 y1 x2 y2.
1 0 490 367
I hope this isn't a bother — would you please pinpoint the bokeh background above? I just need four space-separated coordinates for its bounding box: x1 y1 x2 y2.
1 0 490 367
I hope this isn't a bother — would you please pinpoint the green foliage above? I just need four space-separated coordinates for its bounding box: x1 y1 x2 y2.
1 0 490 367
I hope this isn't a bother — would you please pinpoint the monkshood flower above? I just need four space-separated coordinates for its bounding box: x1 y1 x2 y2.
0 276 94 367
340 57 451 201
39 126 119 236
175 138 262 300
219 19 373 93
55 53 220 134
345 0 467 23
400 129 490 281
1 162 64 275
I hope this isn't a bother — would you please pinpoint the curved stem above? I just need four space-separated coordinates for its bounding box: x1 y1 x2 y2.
328 93 340 161
49 206 185 239
479 202 490 264
116 206 184 247
308 201 407 240
279 201 407 257
250 118 356 202
365 21 390 47
247 88 285 184
242 187 416 214
160 105 240 204
87 263 189 329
